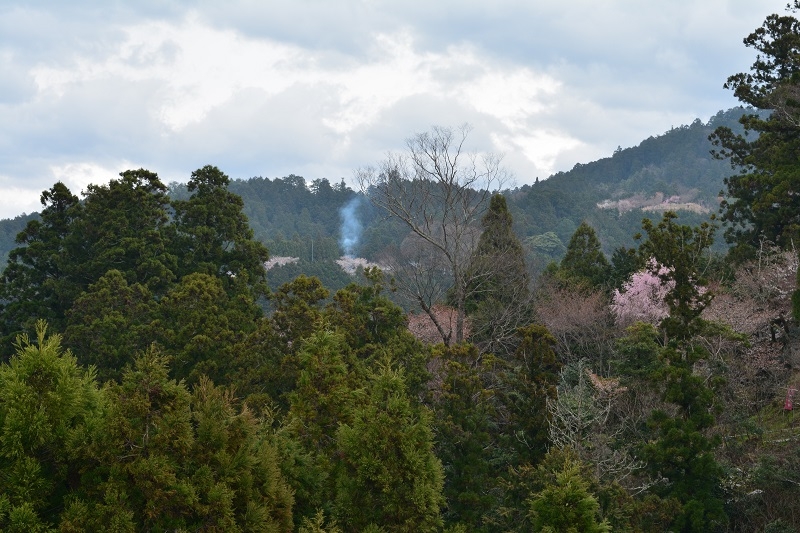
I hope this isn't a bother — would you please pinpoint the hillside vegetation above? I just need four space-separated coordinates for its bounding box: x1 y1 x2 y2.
1 2 800 530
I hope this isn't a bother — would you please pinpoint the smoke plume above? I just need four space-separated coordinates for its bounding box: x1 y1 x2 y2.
339 195 363 257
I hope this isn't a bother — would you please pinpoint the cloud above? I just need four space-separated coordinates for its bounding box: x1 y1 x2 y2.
0 0 786 219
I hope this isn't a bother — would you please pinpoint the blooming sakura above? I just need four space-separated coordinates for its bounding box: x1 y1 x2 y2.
611 262 673 326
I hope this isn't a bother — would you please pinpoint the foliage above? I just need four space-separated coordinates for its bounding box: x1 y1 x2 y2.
172 165 270 299
528 455 610 533
0 183 82 352
496 324 561 467
710 3 800 248
426 344 498 530
66 348 294 532
638 211 716 340
0 321 103 530
63 270 155 382
334 361 444 532
465 194 532 355
559 221 611 288
71 169 178 294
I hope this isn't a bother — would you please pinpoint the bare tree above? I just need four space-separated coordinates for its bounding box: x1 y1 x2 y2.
357 124 509 344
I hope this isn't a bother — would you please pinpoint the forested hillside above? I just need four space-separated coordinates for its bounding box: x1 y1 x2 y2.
1 3 800 531
0 107 747 289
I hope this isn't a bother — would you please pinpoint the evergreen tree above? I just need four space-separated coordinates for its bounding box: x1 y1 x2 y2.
64 347 294 532
638 211 715 341
427 344 497 531
0 321 104 530
0 183 82 353
709 2 800 249
560 221 610 288
466 194 528 309
496 324 561 467
283 330 361 524
69 169 177 294
63 270 156 382
153 272 260 384
465 194 532 355
528 458 610 533
636 212 727 531
172 165 270 299
334 362 444 532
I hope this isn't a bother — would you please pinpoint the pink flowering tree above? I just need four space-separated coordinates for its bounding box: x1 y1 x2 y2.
611 262 674 327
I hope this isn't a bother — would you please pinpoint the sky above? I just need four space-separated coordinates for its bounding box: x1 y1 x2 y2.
0 0 782 219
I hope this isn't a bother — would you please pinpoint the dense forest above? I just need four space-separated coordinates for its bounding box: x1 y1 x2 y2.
1 4 800 533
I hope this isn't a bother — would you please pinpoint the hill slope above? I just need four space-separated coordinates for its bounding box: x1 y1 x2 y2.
0 108 749 287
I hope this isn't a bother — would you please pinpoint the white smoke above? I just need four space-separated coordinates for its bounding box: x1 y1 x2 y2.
339 195 363 257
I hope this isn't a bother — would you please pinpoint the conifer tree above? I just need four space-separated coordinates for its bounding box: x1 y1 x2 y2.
465 194 531 354
0 321 103 530
427 343 497 531
70 169 178 294
466 194 528 308
560 221 610 288
528 458 610 533
0 183 82 353
63 269 156 382
64 347 294 531
496 324 561 467
334 362 444 532
635 212 727 532
172 165 270 299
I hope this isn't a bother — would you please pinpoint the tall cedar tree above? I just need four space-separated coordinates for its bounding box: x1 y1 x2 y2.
637 211 715 341
466 194 528 309
0 183 82 354
637 212 727 532
560 221 610 288
63 348 294 532
334 362 444 532
0 321 103 531
172 165 270 299
465 194 531 354
63 270 156 382
497 324 561 468
427 344 497 531
69 169 178 294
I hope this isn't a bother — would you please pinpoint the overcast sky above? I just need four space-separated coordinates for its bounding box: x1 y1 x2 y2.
0 0 781 219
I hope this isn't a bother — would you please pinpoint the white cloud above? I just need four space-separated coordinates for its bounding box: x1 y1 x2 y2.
24 16 575 183
0 0 787 219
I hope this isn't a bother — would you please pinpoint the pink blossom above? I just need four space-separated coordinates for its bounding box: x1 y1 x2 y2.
611 262 673 326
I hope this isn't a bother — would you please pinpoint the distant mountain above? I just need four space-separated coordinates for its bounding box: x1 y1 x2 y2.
503 107 751 269
0 107 750 288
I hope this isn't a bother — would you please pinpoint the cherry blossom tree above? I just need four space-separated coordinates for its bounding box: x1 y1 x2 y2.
610 262 673 327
